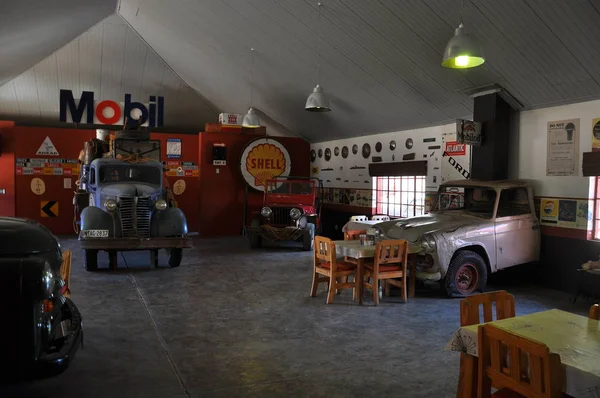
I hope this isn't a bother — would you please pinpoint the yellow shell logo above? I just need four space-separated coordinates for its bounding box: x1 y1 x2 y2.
246 143 286 187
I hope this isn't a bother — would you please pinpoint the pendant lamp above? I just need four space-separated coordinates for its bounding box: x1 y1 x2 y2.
243 48 261 128
442 0 485 69
305 2 331 112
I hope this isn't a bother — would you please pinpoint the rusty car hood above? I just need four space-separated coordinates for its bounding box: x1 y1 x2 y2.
382 212 486 242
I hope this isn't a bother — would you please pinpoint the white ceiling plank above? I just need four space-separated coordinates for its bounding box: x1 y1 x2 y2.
55 38 81 94
100 20 127 100
33 54 60 118
78 23 104 94
0 82 20 115
12 69 41 117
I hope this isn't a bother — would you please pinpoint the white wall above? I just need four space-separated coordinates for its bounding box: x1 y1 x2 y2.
310 123 456 191
510 99 600 198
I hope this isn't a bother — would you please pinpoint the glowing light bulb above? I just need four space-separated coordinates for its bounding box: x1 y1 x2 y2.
455 56 469 67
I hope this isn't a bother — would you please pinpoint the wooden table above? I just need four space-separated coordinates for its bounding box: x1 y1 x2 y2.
334 240 416 304
445 309 600 397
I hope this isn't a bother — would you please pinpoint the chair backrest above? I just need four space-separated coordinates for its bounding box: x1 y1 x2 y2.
460 290 516 327
590 304 600 320
349 215 368 222
373 240 408 272
371 215 390 221
344 230 366 240
477 324 564 398
314 235 336 268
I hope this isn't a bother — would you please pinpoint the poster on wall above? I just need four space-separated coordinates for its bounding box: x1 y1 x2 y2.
240 138 291 192
441 132 471 184
546 119 579 176
592 118 600 152
539 197 590 230
166 138 182 159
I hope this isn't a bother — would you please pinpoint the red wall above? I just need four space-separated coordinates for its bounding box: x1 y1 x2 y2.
149 132 200 233
13 126 94 234
0 121 16 217
198 133 310 236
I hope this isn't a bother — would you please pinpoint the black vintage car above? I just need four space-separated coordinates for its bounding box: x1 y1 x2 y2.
0 217 83 382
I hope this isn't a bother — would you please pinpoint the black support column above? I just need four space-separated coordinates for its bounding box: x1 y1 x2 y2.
471 93 513 181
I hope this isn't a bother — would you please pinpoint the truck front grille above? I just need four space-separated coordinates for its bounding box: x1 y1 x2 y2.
119 197 151 238
271 207 294 226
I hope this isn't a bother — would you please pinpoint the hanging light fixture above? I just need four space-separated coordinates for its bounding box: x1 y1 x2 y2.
305 2 331 112
243 48 261 128
442 0 485 69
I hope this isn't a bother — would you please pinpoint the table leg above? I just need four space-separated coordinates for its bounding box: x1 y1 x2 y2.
457 353 477 398
410 260 416 298
357 258 364 305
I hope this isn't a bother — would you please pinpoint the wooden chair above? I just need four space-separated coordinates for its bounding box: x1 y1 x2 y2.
371 215 390 221
60 250 72 298
343 230 366 265
458 291 516 397
460 290 516 327
477 324 565 398
363 240 409 305
349 215 368 222
310 236 359 304
590 304 600 320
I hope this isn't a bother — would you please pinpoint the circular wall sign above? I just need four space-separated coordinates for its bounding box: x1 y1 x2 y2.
318 148 323 158
31 178 46 195
375 142 382 153
334 147 340 156
352 144 358 155
310 149 317 162
390 140 396 150
173 179 186 195
325 148 331 161
405 138 414 149
362 143 371 159
240 138 292 192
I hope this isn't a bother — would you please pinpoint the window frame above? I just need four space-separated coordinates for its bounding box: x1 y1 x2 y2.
373 175 426 219
592 177 600 240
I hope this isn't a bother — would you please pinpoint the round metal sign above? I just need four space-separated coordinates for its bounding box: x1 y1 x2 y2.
240 138 292 192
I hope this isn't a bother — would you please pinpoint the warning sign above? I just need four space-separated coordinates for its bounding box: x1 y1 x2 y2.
41 201 59 218
36 137 59 156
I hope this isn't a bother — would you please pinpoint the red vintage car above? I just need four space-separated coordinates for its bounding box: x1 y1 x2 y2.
247 177 323 250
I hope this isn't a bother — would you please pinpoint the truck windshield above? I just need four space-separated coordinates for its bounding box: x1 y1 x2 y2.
266 181 314 195
99 165 161 185
434 186 497 218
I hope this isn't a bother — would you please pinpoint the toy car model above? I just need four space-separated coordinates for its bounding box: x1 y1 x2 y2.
345 180 541 297
248 177 323 251
79 157 191 270
0 217 83 381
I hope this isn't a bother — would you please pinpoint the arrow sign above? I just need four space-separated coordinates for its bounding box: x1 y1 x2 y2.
41 201 59 218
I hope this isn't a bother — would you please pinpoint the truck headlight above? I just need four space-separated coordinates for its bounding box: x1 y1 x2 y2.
261 207 272 218
104 199 117 212
155 199 168 211
41 263 54 297
290 208 302 220
421 234 436 252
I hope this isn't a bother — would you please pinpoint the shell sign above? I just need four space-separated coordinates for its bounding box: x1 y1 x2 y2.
240 138 291 191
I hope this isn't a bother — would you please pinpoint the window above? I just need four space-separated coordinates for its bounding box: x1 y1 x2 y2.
496 188 531 218
373 176 425 218
592 177 600 239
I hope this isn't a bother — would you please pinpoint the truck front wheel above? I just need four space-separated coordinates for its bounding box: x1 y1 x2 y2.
84 249 98 271
169 248 182 268
444 250 487 297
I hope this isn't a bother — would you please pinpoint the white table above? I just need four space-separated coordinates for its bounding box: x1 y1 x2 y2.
445 309 600 397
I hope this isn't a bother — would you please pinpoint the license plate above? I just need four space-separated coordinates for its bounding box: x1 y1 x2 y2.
81 229 109 238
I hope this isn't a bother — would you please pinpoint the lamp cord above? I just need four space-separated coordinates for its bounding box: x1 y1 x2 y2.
460 0 464 24
249 48 255 107
317 2 322 85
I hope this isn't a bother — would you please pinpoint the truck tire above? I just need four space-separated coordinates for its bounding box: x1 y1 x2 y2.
444 250 487 298
169 248 182 268
302 223 316 251
84 249 98 271
249 219 261 249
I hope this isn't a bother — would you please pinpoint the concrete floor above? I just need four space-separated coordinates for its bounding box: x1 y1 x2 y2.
1 236 592 398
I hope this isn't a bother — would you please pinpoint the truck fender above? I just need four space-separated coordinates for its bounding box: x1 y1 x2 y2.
151 208 188 237
80 206 117 236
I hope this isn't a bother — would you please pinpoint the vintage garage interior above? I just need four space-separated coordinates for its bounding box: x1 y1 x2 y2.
1 0 600 397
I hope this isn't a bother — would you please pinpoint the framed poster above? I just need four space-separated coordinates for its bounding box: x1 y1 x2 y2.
166 138 182 159
546 119 579 176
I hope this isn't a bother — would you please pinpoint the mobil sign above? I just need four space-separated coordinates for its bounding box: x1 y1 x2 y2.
59 89 164 128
